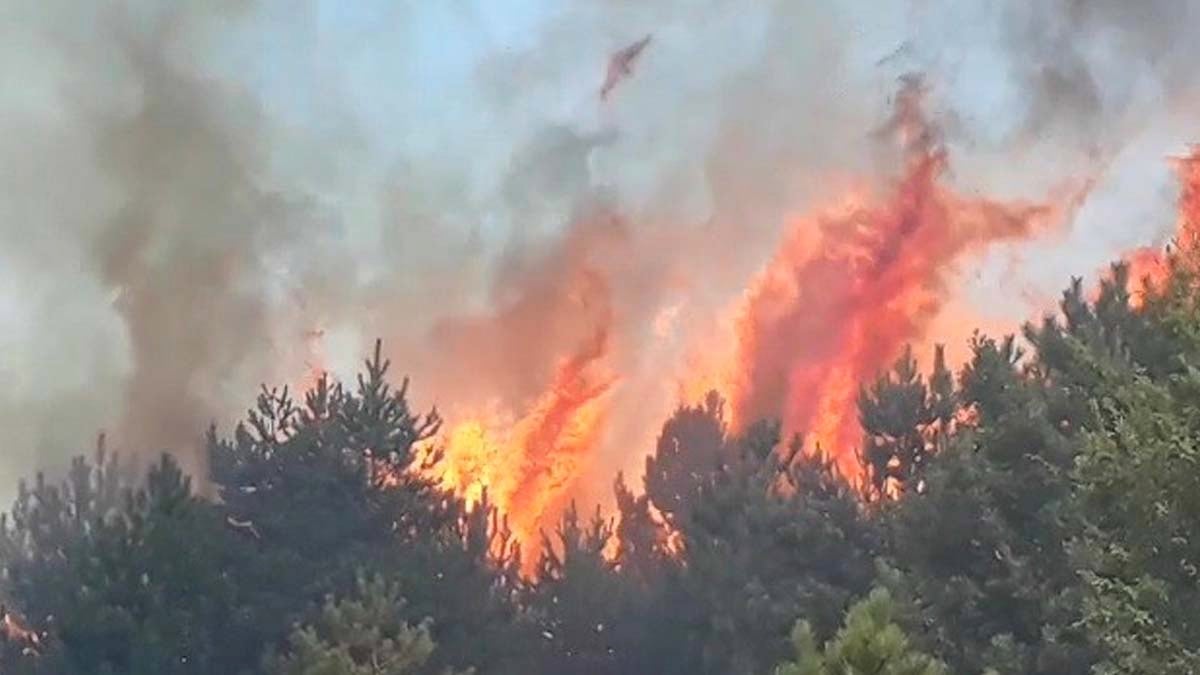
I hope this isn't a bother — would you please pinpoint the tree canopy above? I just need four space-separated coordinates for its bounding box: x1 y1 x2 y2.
4 248 1200 674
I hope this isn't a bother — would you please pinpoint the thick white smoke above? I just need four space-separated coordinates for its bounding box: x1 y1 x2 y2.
0 0 1196 503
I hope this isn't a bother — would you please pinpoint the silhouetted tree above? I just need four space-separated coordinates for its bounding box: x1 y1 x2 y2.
883 334 1093 675
676 418 879 674
643 391 731 528
1 452 261 674
525 503 625 674
611 473 670 587
208 340 532 674
858 345 955 499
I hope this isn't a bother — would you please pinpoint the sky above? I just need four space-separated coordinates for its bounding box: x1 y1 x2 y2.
0 0 1197 500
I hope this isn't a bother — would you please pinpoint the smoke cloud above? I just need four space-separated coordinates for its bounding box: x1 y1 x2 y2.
1 0 1197 528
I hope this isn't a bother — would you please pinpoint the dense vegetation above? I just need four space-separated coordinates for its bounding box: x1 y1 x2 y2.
2 245 1199 674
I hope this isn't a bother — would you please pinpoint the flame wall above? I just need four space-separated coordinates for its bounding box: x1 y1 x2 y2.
2 1 1200 551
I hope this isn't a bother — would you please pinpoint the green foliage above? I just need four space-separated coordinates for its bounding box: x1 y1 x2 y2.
673 415 880 674
208 340 449 576
858 345 955 499
1072 370 1200 673
643 391 731 526
774 588 945 675
0 441 126 618
883 333 1094 675
267 573 464 675
10 236 1200 675
0 451 261 674
525 503 625 674
207 341 532 674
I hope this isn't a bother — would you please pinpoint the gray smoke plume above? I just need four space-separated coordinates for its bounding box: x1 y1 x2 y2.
879 0 1200 319
0 0 1194 507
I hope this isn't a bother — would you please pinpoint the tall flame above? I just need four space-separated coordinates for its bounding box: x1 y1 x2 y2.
389 78 1095 556
728 77 1084 477
437 268 616 568
1117 147 1200 303
1174 148 1200 255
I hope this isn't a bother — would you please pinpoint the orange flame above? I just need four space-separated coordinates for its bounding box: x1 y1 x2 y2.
344 78 1102 558
296 329 326 393
1119 246 1169 308
436 268 617 569
1115 147 1200 303
728 77 1083 477
1174 147 1200 255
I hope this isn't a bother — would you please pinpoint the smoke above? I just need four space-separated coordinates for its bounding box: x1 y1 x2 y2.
0 0 1194 532
729 77 1087 476
3 5 282 484
885 0 1200 309
1002 0 1199 144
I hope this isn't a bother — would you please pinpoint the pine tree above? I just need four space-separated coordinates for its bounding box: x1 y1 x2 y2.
525 503 624 674
1072 362 1200 673
883 333 1093 675
643 391 731 528
0 452 261 674
774 588 946 675
858 345 955 499
267 573 467 675
611 473 670 587
675 413 879 674
208 341 533 674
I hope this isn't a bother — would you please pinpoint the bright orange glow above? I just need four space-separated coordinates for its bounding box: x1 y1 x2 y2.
291 328 326 396
331 78 1100 558
439 420 499 508
1114 147 1200 304
1121 247 1169 308
1173 147 1200 255
436 274 616 571
728 77 1084 478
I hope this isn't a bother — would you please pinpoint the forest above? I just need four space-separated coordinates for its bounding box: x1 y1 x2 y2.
1 233 1199 675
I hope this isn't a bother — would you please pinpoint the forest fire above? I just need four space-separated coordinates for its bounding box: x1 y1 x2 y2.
410 76 1089 553
726 77 1086 478
1120 247 1169 307
428 256 619 563
439 321 615 555
398 77 1099 552
1174 147 1200 254
12 3 1200 672
1117 147 1200 304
